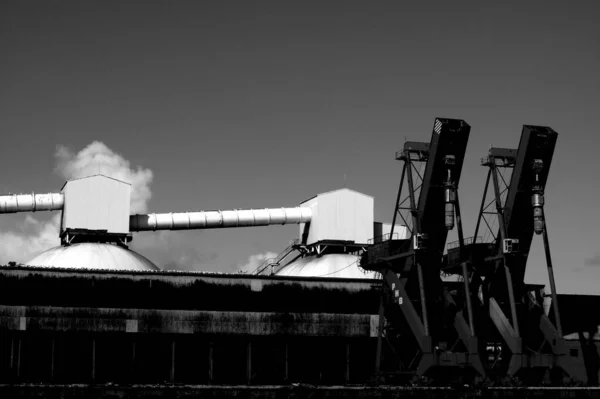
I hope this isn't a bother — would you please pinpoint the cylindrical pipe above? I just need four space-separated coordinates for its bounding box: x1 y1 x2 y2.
129 207 312 232
0 193 64 213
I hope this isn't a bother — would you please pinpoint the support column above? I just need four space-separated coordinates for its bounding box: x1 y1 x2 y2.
406 158 429 337
455 192 476 337
50 338 55 381
462 262 476 337
390 163 407 237
170 340 176 383
246 341 252 385
0 330 3 378
345 342 350 383
91 338 96 382
375 294 385 374
208 342 214 383
130 339 136 382
16 337 22 379
10 337 14 374
491 165 520 337
473 169 491 243
542 224 563 337
284 342 289 382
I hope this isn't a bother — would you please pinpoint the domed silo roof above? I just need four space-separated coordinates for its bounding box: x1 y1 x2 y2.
26 243 160 271
275 253 378 279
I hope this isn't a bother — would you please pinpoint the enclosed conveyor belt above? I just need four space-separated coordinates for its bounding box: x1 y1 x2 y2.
129 208 312 231
0 193 64 213
0 192 311 231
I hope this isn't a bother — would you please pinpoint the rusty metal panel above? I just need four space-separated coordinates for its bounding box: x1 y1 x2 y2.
0 306 374 337
0 265 381 314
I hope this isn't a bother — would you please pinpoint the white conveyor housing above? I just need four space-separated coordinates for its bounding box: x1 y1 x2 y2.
129 208 312 231
0 192 312 232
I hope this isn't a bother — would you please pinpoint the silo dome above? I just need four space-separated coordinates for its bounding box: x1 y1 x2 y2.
275 254 378 279
26 243 160 271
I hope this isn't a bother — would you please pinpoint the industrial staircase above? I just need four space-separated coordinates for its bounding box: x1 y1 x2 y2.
253 239 300 275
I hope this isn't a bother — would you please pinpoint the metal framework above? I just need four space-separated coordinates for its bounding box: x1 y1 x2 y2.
253 239 301 275
361 118 484 382
463 125 575 382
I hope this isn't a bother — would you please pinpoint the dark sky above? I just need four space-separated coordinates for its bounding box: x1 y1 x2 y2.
1 1 599 293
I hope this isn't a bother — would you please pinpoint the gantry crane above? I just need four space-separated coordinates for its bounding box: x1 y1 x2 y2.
361 118 485 382
456 125 575 382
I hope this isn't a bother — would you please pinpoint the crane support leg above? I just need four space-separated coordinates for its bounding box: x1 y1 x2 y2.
542 222 563 338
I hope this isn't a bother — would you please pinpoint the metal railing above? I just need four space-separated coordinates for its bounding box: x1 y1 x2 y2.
254 239 300 275
446 236 482 251
367 232 401 246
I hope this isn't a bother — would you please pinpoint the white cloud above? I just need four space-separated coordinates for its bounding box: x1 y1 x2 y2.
0 214 61 264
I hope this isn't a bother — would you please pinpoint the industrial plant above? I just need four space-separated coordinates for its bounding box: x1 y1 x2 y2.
1 118 599 397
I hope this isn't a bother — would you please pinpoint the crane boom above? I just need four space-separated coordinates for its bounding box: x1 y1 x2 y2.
418 118 471 256
499 126 557 281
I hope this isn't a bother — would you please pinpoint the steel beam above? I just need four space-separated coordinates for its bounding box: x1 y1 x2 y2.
542 223 563 337
383 270 427 349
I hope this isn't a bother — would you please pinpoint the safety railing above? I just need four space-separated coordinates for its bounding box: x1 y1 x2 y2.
446 236 482 251
254 239 300 275
367 232 401 245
